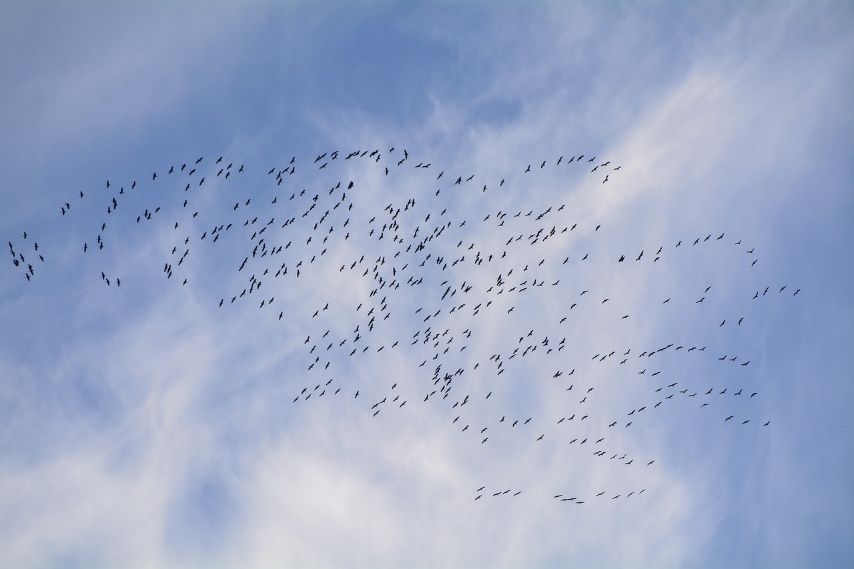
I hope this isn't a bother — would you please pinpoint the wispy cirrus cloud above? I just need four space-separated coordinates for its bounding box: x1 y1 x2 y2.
0 2 852 569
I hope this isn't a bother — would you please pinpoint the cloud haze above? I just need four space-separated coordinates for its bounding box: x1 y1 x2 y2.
1 2 852 568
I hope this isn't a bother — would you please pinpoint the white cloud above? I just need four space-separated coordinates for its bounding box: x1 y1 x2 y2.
1 2 852 568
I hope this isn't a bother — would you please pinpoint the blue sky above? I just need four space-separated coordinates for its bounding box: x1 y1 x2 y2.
1 2 853 568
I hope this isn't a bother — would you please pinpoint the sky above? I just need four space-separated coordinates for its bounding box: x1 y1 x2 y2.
1 2 853 568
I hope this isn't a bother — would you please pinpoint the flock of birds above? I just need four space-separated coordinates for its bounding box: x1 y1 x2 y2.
6 145 800 506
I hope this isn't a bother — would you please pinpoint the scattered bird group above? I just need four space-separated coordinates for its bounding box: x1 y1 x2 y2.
7 145 801 506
